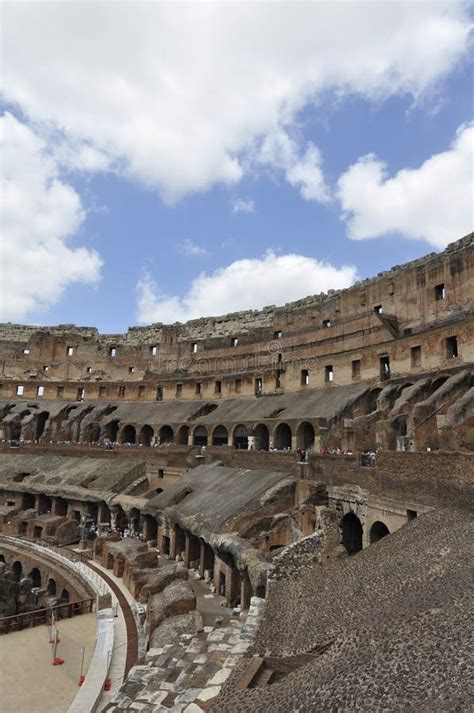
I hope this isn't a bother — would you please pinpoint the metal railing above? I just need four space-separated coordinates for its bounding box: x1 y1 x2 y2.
0 597 94 635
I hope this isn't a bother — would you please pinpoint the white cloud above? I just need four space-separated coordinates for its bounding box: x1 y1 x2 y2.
0 112 102 321
338 123 474 248
2 2 471 201
178 239 207 257
136 252 357 324
232 198 255 215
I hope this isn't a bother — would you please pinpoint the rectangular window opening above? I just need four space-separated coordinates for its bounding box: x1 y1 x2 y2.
149 345 157 356
57 386 64 398
322 319 331 328
99 386 107 397
325 365 334 383
235 378 242 393
374 305 383 315
43 365 49 372
129 366 135 373
67 346 74 356
77 388 85 401
109 347 117 357
411 346 421 367
215 380 222 394
380 355 390 381
435 283 446 301
351 359 361 380
16 385 25 396
23 348 30 355
118 386 125 397
176 383 182 397
255 377 263 395
195 382 202 395
191 342 198 354
36 386 44 396
231 337 239 347
446 335 458 359
156 386 163 401
301 369 309 386
274 330 282 339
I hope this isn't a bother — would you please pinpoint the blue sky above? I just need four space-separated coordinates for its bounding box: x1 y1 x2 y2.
1 2 473 332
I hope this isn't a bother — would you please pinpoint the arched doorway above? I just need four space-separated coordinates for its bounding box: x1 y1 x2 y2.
176 425 190 445
60 589 70 603
121 424 136 444
274 423 292 450
296 421 315 450
139 424 154 447
212 425 228 446
193 425 208 447
38 494 52 514
47 578 57 596
233 425 249 449
341 513 363 555
54 497 68 517
369 521 390 544
22 493 35 510
253 424 269 451
85 422 101 443
105 420 119 442
12 561 22 581
158 425 173 444
35 412 49 441
28 568 41 588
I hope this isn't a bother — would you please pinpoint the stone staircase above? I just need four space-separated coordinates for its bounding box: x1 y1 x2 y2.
103 596 265 712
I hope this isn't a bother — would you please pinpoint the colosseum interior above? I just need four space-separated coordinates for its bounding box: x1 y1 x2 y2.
0 233 472 711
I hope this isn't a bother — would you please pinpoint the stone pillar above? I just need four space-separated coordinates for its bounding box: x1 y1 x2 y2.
240 576 252 610
169 528 177 559
199 540 206 578
291 435 298 451
269 435 275 449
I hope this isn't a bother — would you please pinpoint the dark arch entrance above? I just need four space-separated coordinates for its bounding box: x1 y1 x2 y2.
22 493 35 510
369 521 390 544
85 422 101 443
296 421 315 450
47 578 57 596
274 423 292 450
212 425 228 446
158 425 174 444
233 424 249 449
253 423 269 451
28 567 41 588
60 588 70 602
105 420 119 442
193 425 208 447
35 412 49 441
341 513 363 555
121 424 136 444
12 561 22 581
176 425 190 445
139 424 154 447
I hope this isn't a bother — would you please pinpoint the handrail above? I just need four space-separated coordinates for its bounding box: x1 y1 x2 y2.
0 597 94 635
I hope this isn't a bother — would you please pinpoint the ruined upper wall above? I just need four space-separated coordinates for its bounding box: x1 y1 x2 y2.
1 233 472 345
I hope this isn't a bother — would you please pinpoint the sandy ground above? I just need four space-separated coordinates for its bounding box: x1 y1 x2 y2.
0 612 97 713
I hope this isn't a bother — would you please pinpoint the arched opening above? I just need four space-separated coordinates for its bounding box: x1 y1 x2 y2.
21 493 35 511
85 422 101 443
369 521 390 544
54 497 68 517
176 425 190 445
253 423 269 451
255 585 266 599
12 561 22 581
105 420 119 442
233 424 249 450
143 514 158 541
274 423 292 450
341 513 363 555
129 508 141 534
158 425 174 444
212 425 228 446
367 388 383 414
60 588 70 603
139 424 154 447
193 425 208 447
28 567 41 588
114 506 128 533
47 578 57 596
35 412 49 441
121 424 136 444
0 554 5 564
296 421 315 450
38 494 52 515
9 422 22 441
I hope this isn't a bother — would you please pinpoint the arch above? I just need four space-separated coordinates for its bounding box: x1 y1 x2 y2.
0 554 5 564
212 425 228 446
367 388 383 413
253 423 269 451
35 412 49 441
274 423 292 450
54 497 68 517
193 425 208 447
158 425 174 444
114 506 128 532
85 422 101 443
369 521 390 544
47 578 57 596
143 514 158 541
38 493 52 514
60 588 70 602
105 420 120 442
139 424 154 447
22 493 35 510
296 421 315 450
233 424 249 450
28 567 41 588
9 422 22 442
121 424 136 444
176 425 190 445
12 561 22 581
341 513 363 555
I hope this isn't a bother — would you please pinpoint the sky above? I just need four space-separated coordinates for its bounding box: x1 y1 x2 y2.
0 1 473 333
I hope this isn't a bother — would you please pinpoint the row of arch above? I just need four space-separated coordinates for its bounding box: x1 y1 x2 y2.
96 421 316 450
0 556 70 601
341 513 390 555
